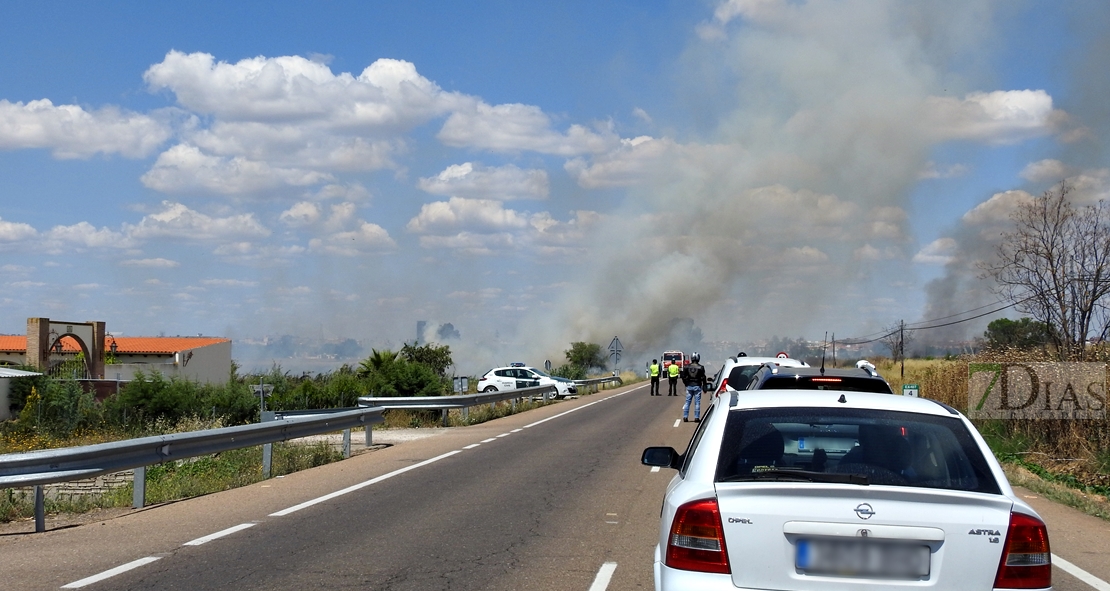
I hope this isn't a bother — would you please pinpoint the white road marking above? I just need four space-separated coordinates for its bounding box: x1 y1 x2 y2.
523 388 636 429
496 433 511 438
588 562 618 591
462 443 481 449
1053 554 1110 591
269 451 461 517
511 428 523 432
481 438 497 443
651 466 660 473
673 419 680 428
183 523 256 546
61 557 161 588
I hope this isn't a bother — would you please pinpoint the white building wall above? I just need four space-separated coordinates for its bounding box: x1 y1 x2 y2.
105 341 231 385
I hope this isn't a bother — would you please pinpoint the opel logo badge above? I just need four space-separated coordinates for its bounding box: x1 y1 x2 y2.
854 503 875 520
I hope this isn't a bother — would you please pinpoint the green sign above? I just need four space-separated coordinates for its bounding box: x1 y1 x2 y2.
902 384 919 397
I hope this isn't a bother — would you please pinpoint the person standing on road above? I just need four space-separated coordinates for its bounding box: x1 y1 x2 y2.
681 352 707 422
649 359 661 396
667 360 680 396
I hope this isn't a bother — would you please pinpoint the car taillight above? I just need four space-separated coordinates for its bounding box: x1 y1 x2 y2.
715 378 728 396
994 512 1051 589
665 498 730 574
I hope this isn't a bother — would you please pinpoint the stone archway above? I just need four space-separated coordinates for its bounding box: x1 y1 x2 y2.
26 318 106 379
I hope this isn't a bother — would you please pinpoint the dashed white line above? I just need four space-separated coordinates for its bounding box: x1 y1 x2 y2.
673 419 681 428
183 523 256 546
481 438 497 443
1053 554 1110 591
61 557 162 588
496 433 511 438
511 428 523 433
588 562 618 591
650 466 660 473
462 443 481 450
269 451 461 517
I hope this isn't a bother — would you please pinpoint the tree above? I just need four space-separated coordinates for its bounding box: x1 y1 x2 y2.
982 317 1050 350
564 342 606 372
400 342 454 377
879 322 915 362
983 182 1110 360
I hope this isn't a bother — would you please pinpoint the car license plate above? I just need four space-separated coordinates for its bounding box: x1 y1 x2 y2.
796 538 930 579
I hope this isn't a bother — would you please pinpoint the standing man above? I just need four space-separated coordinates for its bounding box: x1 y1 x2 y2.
649 359 661 396
681 352 707 422
667 359 680 396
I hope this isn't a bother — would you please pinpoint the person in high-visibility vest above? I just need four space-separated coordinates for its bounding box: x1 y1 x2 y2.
648 359 661 396
667 360 680 396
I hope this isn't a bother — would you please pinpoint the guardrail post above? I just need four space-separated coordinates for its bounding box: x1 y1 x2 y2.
365 426 373 447
34 485 45 533
261 411 275 479
442 409 449 427
133 466 146 509
462 405 469 422
511 397 517 412
342 429 351 458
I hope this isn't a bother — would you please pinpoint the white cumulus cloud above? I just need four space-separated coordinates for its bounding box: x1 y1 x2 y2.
0 99 170 158
407 197 529 233
438 102 619 155
127 201 270 241
120 258 180 268
418 162 549 200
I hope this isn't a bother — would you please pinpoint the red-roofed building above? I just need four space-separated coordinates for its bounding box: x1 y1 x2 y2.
2 324 232 403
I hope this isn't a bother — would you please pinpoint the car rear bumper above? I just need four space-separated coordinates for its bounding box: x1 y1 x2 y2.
657 562 733 590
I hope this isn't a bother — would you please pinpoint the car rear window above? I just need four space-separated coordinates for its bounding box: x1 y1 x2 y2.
715 407 1000 494
726 365 763 390
757 375 893 394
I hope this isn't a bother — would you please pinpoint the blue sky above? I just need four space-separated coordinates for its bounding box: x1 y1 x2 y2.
0 1 1106 370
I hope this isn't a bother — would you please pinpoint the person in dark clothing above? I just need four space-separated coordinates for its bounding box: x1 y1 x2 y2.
681 352 708 421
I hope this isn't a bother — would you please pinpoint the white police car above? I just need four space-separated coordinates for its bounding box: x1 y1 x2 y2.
477 364 578 398
642 389 1051 590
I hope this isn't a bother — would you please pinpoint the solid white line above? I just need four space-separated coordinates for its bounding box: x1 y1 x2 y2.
651 466 660 473
588 562 618 591
183 523 255 546
61 557 161 588
673 419 680 428
481 438 497 443
1053 554 1110 591
462 443 481 450
523 388 634 429
269 451 461 517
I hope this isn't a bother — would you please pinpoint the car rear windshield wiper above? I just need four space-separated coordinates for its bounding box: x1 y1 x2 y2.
718 469 870 485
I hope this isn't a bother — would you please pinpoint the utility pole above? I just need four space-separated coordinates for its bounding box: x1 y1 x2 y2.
900 320 905 380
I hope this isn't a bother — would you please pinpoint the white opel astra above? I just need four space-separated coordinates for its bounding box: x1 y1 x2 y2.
642 390 1051 590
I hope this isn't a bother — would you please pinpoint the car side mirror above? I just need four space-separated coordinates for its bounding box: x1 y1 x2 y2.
641 446 681 470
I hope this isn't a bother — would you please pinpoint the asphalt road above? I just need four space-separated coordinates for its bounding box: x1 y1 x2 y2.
2 381 1109 590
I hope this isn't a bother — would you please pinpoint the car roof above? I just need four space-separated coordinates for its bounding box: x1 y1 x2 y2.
721 389 959 417
723 356 808 367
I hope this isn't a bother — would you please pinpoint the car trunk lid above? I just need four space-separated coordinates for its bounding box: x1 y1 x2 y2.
716 484 1013 590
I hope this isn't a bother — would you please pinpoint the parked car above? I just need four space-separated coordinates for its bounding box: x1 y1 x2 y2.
476 366 577 398
743 361 894 394
642 390 1052 590
707 353 809 398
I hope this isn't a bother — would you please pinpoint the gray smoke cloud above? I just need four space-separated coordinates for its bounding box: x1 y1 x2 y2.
515 0 1025 366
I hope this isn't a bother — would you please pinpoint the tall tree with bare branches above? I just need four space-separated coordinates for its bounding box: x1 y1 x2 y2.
982 182 1110 360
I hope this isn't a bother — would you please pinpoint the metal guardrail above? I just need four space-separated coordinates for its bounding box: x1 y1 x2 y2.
0 382 584 533
0 407 384 532
358 384 558 426
573 376 623 393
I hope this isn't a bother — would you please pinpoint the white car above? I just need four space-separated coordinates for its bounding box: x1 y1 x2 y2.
642 390 1051 590
708 354 810 398
477 365 578 398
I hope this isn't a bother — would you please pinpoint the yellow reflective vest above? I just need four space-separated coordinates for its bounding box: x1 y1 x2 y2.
668 363 681 378
649 363 660 377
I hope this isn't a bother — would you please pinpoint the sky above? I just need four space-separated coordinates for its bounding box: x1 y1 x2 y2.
0 0 1107 372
